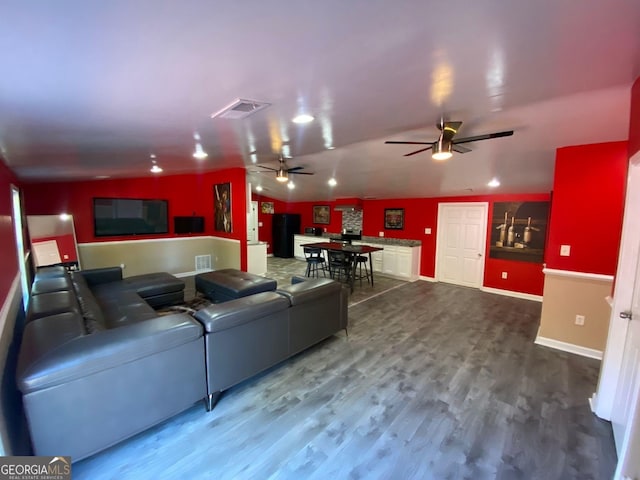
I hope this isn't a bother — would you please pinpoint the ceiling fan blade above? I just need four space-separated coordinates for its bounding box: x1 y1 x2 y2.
290 171 314 175
452 144 472 154
453 130 514 145
258 165 278 172
287 166 305 172
404 145 434 157
385 140 433 145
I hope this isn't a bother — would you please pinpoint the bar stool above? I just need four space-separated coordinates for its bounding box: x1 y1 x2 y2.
354 254 371 286
303 247 327 278
328 250 351 283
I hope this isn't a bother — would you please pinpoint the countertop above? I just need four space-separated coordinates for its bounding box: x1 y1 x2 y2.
296 233 421 247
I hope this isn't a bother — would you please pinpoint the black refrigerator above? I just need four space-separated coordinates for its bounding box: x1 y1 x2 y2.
272 213 301 258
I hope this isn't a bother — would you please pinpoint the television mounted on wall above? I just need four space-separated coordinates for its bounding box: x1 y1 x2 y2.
93 198 169 237
174 216 205 234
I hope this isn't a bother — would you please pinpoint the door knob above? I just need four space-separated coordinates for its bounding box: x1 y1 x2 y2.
620 311 633 320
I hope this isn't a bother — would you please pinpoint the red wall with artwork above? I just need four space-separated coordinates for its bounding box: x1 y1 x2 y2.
22 168 248 270
546 142 628 275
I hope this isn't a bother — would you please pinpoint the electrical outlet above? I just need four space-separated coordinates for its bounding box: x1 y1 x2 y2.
560 245 571 256
120 263 125 269
575 314 585 326
501 272 508 279
425 228 432 235
379 231 384 237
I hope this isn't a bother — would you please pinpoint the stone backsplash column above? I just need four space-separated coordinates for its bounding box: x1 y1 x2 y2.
342 210 363 231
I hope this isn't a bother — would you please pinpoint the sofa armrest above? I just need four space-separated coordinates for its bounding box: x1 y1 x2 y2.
79 267 123 286
194 292 289 333
17 313 202 394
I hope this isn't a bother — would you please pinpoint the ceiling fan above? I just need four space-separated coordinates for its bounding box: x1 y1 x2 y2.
385 119 514 160
257 155 314 182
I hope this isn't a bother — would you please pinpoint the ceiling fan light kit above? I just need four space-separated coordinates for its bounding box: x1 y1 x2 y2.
432 136 453 161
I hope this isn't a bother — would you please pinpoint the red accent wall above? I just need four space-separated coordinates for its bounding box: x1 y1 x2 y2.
0 158 19 302
546 142 628 275
629 76 640 158
22 168 249 270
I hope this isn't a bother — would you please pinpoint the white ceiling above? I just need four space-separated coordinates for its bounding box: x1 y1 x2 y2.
0 1 639 201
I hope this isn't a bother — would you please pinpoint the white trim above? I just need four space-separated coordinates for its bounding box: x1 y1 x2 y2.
0 273 22 456
79 235 241 247
481 286 543 302
419 275 437 282
542 267 614 282
174 269 213 278
534 330 603 360
435 202 488 288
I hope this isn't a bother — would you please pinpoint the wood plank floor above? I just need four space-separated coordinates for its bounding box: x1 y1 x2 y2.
74 278 616 479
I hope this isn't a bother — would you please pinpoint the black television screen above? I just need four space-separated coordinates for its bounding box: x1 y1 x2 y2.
174 216 205 234
94 198 169 237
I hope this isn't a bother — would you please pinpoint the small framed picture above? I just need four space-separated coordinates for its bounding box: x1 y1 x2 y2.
384 208 404 230
261 201 274 214
313 205 330 224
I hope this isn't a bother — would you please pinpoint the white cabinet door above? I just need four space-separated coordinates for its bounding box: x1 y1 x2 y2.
293 236 305 260
395 247 413 279
371 249 383 272
382 246 398 276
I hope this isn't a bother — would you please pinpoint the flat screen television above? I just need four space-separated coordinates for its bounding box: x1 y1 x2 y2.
94 198 169 237
174 216 205 234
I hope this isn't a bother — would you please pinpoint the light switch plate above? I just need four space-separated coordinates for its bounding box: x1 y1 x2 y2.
425 228 432 234
258 221 263 227
560 245 571 256
379 231 384 237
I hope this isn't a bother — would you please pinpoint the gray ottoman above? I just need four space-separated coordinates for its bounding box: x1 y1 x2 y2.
195 269 277 303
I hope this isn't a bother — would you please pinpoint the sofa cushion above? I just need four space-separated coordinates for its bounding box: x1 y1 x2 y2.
276 278 342 305
31 276 73 295
34 265 67 280
195 269 276 303
27 291 80 322
120 273 185 298
71 272 106 333
194 291 289 333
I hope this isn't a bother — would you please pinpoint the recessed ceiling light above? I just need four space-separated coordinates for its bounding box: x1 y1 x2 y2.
150 164 163 173
150 153 157 159
287 181 295 189
94 175 110 179
292 114 314 124
256 185 263 192
328 178 337 187
327 146 336 150
487 178 500 188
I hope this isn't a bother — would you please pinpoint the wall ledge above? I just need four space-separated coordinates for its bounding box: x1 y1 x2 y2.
542 267 614 282
534 331 603 360
79 235 241 247
481 286 543 302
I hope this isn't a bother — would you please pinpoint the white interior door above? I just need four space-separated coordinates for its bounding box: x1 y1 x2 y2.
247 201 258 243
436 203 488 288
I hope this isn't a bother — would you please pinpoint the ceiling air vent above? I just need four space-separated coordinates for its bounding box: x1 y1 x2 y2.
211 98 271 120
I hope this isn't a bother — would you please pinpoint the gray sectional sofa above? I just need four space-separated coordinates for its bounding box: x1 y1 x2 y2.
195 276 349 410
17 266 206 462
16 267 349 462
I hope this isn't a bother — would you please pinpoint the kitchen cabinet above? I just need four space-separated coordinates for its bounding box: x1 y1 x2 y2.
293 235 321 260
247 242 268 276
360 242 421 281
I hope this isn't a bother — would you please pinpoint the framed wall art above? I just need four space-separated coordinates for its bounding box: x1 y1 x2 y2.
384 208 404 230
261 201 274 214
213 182 232 232
313 205 330 224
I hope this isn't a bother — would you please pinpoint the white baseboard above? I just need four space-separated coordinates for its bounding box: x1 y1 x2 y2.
534 332 603 360
481 286 543 302
419 275 437 282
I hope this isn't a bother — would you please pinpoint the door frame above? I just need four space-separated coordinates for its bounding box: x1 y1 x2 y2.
435 202 488 288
